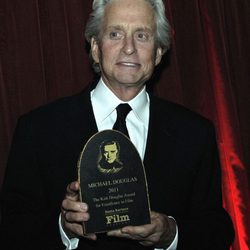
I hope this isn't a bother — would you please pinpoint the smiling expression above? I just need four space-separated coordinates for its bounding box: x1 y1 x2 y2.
91 0 163 98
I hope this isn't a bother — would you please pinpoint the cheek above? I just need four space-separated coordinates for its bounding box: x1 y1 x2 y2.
101 42 119 56
100 50 116 69
141 55 157 72
139 47 157 65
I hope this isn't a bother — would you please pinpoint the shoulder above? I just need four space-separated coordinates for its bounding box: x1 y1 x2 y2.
18 87 90 125
27 90 86 117
149 94 216 141
150 94 213 125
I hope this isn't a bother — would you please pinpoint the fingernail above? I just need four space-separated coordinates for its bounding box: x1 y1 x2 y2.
80 203 87 211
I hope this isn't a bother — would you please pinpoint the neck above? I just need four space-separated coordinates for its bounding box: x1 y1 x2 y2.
102 80 145 101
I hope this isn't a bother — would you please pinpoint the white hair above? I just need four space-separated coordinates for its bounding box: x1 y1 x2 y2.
85 0 171 72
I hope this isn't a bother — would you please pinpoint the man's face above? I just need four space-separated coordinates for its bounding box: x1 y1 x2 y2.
91 0 163 93
103 143 118 164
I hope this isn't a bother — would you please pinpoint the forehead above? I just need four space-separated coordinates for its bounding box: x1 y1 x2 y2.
104 143 117 151
103 0 155 31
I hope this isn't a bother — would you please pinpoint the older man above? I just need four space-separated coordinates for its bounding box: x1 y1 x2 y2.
1 0 234 249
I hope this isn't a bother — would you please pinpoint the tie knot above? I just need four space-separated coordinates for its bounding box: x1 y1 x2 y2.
116 103 132 119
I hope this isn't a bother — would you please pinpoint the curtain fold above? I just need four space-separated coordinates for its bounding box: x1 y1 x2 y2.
0 0 249 249
197 1 250 249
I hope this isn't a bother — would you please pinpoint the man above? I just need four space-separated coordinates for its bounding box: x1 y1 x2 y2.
0 0 234 249
98 140 123 174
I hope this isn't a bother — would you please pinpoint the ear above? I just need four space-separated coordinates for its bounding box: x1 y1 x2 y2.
155 47 164 66
91 37 100 63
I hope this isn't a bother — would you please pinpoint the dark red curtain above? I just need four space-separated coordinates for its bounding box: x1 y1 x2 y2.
0 1 249 249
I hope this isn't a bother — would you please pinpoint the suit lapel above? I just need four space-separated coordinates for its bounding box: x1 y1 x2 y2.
63 85 99 157
144 95 176 167
143 95 177 210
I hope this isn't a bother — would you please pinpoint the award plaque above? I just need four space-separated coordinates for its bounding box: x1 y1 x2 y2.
77 130 151 234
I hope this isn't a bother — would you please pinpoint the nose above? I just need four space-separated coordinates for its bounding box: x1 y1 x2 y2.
122 35 136 55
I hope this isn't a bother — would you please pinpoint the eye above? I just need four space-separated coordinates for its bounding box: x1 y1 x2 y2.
109 31 122 40
136 32 149 41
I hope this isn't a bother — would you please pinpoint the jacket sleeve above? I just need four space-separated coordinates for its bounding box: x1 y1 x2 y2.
0 114 64 249
176 124 235 250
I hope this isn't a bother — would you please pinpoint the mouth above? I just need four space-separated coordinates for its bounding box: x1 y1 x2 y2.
116 62 140 68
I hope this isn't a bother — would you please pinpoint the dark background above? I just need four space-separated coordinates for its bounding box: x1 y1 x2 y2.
0 1 249 249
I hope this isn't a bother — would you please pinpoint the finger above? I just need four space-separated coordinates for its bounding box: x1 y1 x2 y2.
83 233 97 241
139 240 154 246
121 225 161 245
107 229 131 239
64 210 90 223
108 226 151 240
150 211 159 219
150 211 164 223
62 199 88 213
107 229 123 236
64 221 85 237
64 219 97 241
121 224 155 238
65 181 80 200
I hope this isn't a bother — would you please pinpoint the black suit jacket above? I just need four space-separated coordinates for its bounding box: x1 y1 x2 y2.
0 85 234 249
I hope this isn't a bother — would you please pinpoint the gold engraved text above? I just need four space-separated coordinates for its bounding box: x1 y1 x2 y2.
106 214 130 225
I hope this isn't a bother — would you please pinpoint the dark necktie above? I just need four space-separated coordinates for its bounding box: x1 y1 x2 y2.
112 103 132 138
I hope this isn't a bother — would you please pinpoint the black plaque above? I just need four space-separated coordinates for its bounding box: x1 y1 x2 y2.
77 130 151 234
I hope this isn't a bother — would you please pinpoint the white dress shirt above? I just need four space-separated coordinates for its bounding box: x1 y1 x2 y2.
60 78 178 250
91 78 149 159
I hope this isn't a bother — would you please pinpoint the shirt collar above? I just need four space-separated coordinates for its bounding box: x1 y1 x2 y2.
91 78 149 125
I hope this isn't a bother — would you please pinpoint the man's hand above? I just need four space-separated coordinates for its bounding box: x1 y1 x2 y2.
107 211 176 247
61 181 97 240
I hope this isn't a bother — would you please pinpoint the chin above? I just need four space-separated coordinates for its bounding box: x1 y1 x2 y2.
115 77 145 86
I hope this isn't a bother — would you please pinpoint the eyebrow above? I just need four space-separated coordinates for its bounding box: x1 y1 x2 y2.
106 25 153 33
106 25 123 31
